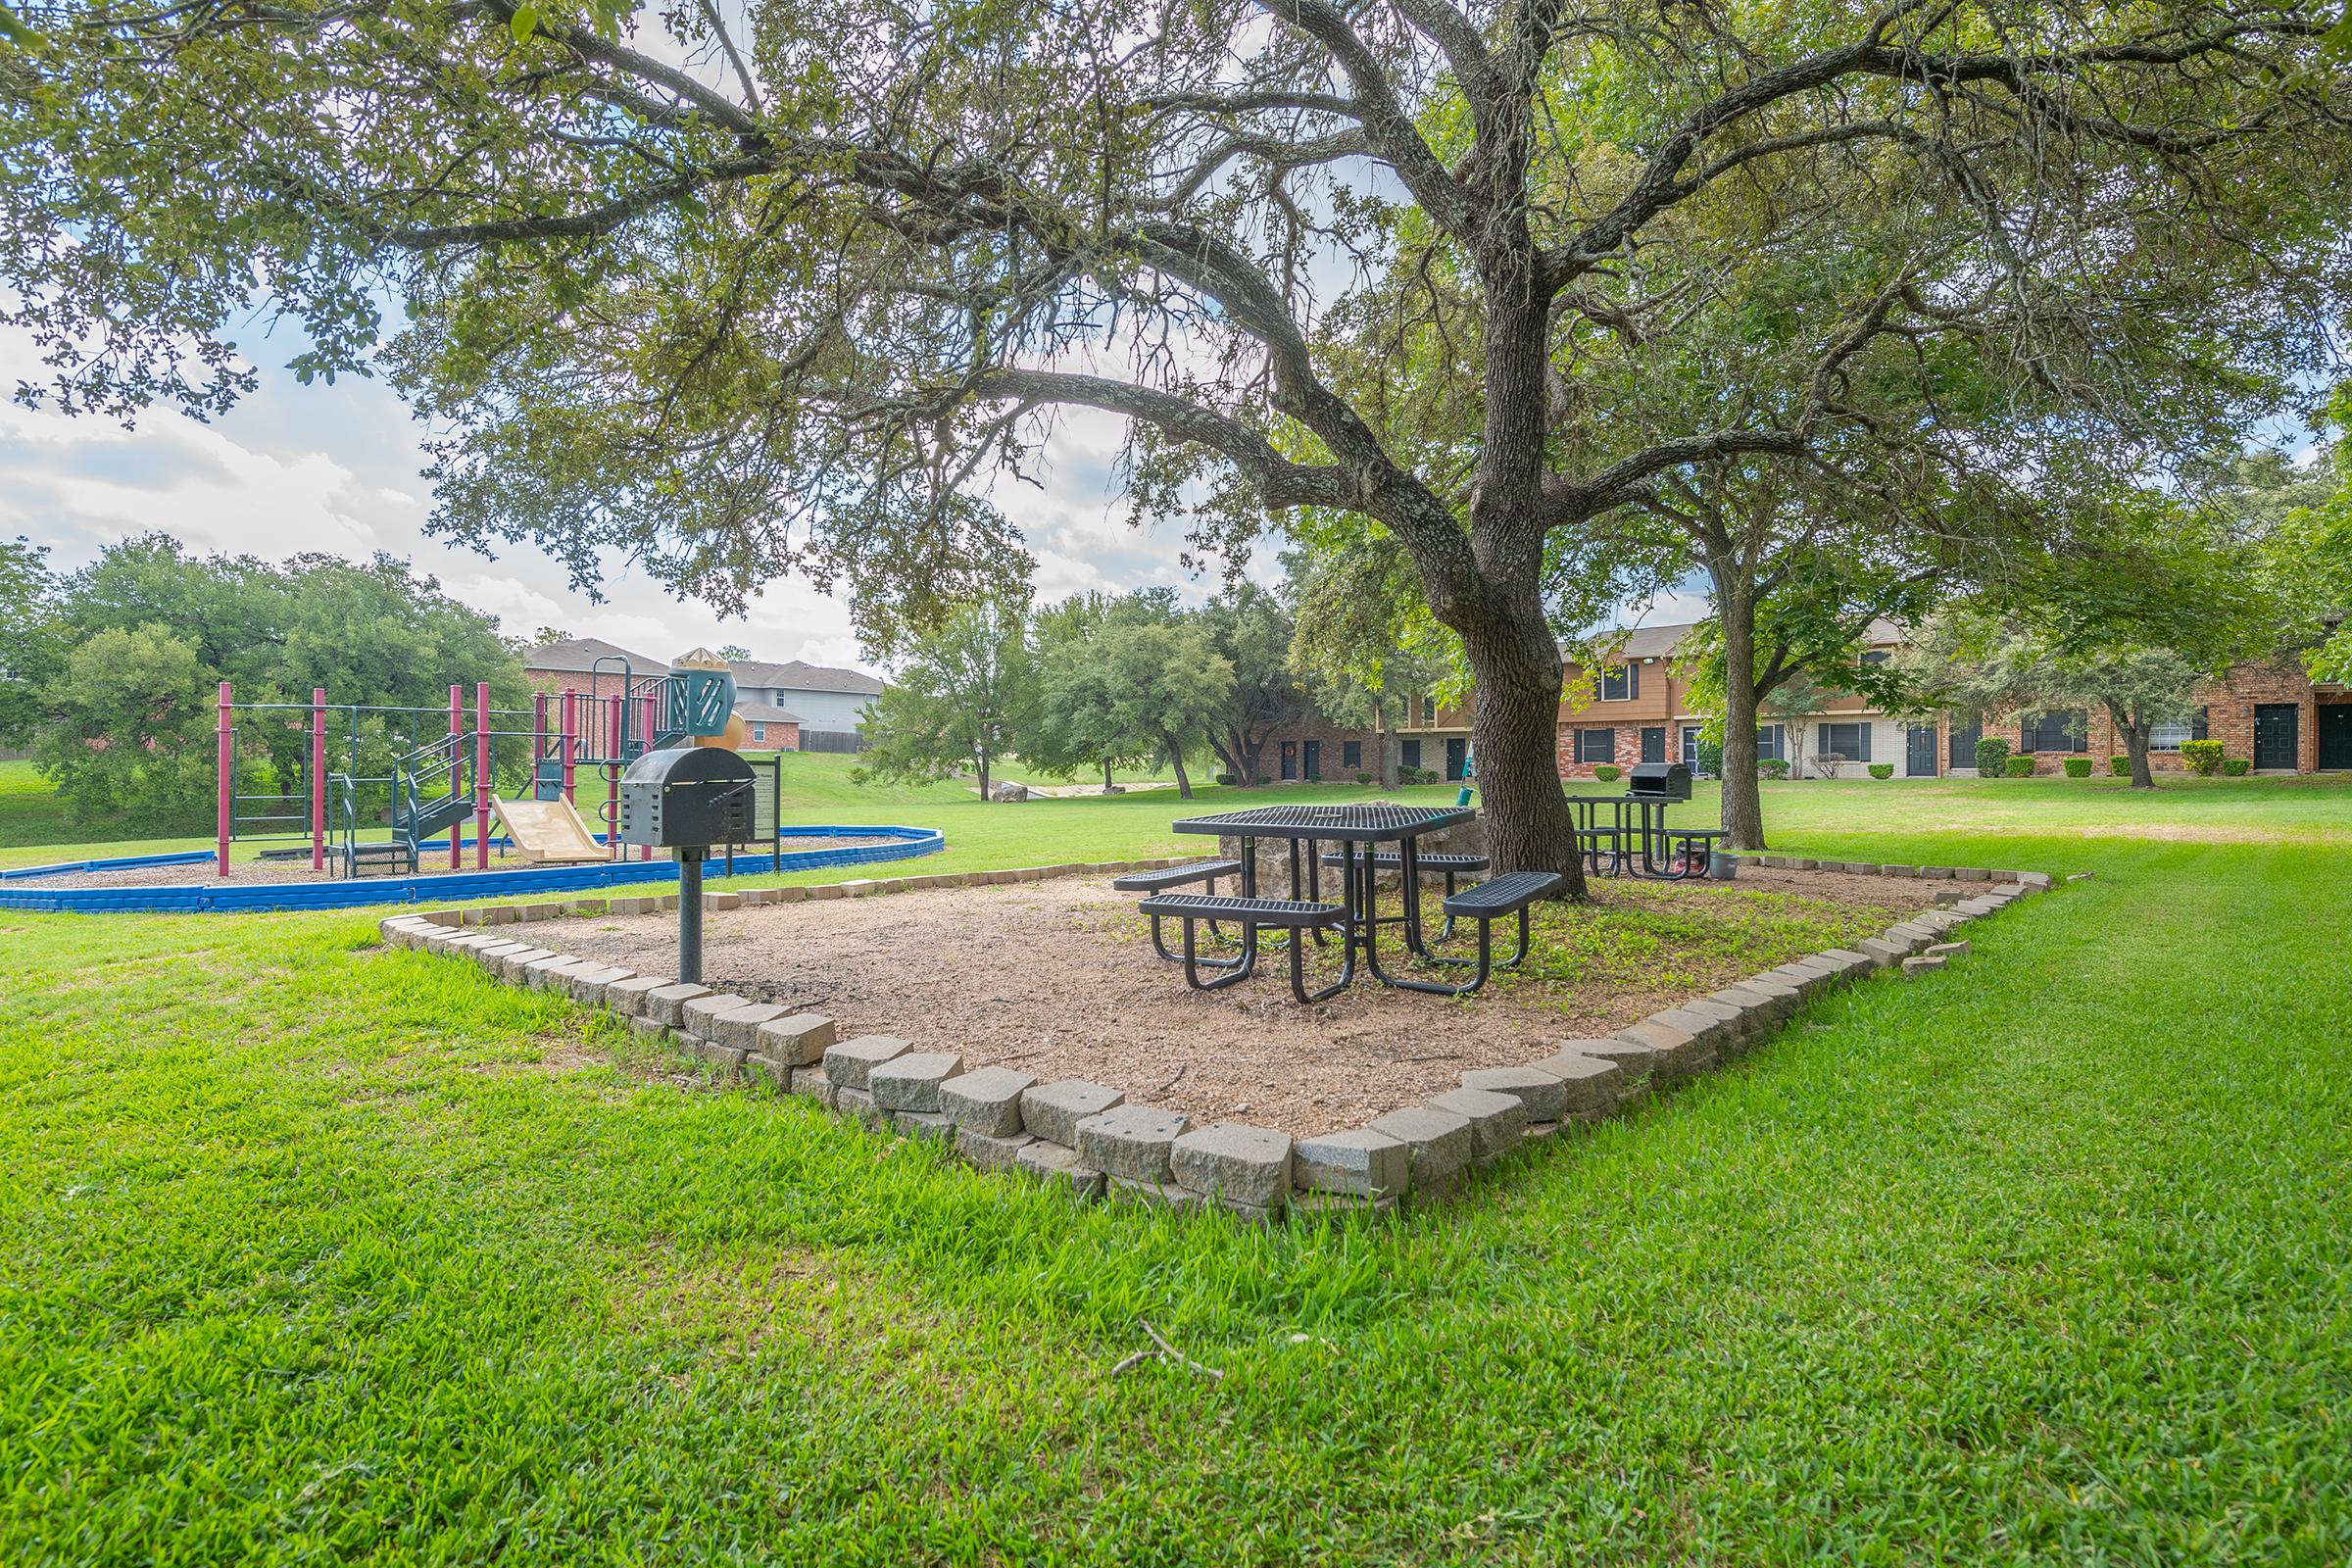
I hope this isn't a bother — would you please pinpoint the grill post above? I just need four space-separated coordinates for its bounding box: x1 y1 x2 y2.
676 849 705 984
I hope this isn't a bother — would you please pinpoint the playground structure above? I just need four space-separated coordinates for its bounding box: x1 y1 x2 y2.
213 653 760 878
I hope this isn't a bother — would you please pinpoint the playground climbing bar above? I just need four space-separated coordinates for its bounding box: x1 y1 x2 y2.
312 687 326 873
217 680 232 877
474 682 491 871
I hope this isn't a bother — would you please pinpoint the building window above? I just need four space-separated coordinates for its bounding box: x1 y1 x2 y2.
1400 738 1422 770
1343 739 1361 771
1575 728 1616 765
1859 650 1891 666
1598 664 1638 702
2150 709 2210 750
2021 710 2087 754
751 722 765 743
1757 724 1786 761
1820 722 1872 762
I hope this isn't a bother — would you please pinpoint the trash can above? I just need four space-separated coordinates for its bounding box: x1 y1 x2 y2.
1707 850 1740 880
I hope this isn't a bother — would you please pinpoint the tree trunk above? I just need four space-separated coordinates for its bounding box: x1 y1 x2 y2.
2110 702 2156 789
1163 732 1194 799
1102 758 1113 790
1715 574 1767 851
976 752 991 801
1377 708 1398 789
1458 595 1586 898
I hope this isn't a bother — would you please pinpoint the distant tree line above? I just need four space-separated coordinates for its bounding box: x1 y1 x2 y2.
0 534 527 832
855 579 1432 801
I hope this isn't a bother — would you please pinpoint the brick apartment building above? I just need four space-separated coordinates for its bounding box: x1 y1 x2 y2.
1263 623 2352 781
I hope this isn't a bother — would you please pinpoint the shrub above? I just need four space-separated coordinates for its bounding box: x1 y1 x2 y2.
2108 755 2131 776
1255 774 1271 785
1354 771 1374 785
1974 736 2011 776
2005 756 2037 777
2222 757 2251 776
1696 738 1723 777
1758 759 1789 780
2063 758 2093 778
2180 739 2226 776
1213 772 1236 786
1592 763 1622 783
1867 762 1894 780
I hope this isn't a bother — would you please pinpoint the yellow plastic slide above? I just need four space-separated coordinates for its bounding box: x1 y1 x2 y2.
490 794 610 864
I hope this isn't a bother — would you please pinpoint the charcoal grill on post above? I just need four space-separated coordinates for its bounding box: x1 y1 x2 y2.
1626 760 1692 803
617 745 758 983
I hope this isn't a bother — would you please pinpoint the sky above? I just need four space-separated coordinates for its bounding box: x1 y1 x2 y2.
0 317 1274 674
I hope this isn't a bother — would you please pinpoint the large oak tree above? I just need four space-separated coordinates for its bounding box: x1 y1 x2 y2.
6 0 2347 887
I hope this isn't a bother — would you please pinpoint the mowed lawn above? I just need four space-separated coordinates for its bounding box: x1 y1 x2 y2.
2 767 2349 1563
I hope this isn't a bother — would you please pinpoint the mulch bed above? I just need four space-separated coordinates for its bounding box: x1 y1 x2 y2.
554 866 1934 1139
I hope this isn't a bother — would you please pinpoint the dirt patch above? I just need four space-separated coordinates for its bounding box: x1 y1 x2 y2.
555 867 1934 1139
23 835 897 889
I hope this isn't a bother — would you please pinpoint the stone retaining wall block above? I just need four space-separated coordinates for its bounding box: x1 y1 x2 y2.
1292 1128 1410 1200
867 1051 966 1113
755 1013 836 1067
1075 1104 1190 1184
1424 1088 1528 1167
681 992 752 1037
707 1002 794 1052
938 1066 1038 1137
1457 1065 1569 1122
1531 1051 1630 1115
956 1127 1035 1171
646 983 712 1027
1171 1123 1294 1208
821 1035 912 1088
1014 1139 1106 1200
1365 1105 1474 1199
1019 1080 1125 1147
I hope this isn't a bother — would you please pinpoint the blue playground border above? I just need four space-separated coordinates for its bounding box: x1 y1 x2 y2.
0 825 946 914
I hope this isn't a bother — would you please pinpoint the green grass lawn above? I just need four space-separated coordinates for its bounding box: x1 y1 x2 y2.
3 767 2349 1562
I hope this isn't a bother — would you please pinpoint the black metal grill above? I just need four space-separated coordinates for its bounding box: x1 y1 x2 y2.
1627 761 1692 802
617 745 757 849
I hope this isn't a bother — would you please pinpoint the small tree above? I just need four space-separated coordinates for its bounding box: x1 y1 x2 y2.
1195 583 1308 790
0 538 60 748
853 600 1037 801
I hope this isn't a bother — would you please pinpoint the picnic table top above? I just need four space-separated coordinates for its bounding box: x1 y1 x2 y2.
1169 803 1476 842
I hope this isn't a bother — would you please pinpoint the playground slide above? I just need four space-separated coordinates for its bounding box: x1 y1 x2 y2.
490 795 610 864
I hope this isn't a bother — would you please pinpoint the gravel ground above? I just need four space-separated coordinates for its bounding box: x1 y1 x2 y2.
22 836 898 889
554 866 1933 1138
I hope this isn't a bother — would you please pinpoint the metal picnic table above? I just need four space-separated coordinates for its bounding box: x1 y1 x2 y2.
1169 802 1477 996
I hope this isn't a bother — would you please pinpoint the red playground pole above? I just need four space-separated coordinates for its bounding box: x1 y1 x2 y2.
561 688 577 803
216 680 232 877
310 686 326 872
474 681 492 870
447 684 463 870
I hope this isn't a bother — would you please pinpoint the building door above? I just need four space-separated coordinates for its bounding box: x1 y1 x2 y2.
1641 726 1665 764
2253 704 2299 770
1302 740 1320 781
2321 706 2352 770
1280 741 1298 781
1681 726 1700 769
1445 737 1468 781
1947 720 1983 770
1905 725 1938 777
